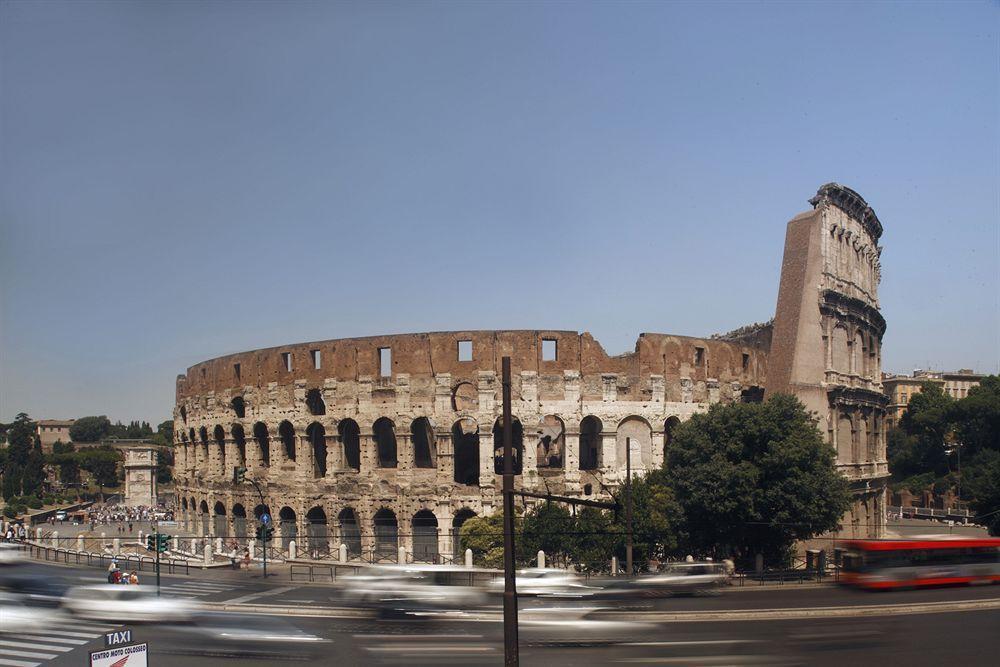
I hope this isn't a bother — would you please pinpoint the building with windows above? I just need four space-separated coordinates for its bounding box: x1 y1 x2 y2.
36 419 75 454
172 183 890 561
883 369 983 429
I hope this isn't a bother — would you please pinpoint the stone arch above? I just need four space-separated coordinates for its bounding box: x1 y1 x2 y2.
278 506 297 550
231 396 246 419
181 497 188 511
199 500 210 535
307 422 327 477
338 507 361 558
213 425 227 470
199 426 209 460
253 422 270 467
373 418 398 468
859 412 870 462
213 501 227 538
837 413 854 463
663 416 681 463
412 509 439 563
452 508 477 558
231 423 247 467
305 388 326 416
451 381 478 412
410 417 436 469
306 506 329 556
338 419 361 471
453 418 480 485
278 420 296 462
831 324 850 374
253 503 271 522
180 405 187 424
373 508 399 560
537 415 565 468
232 504 247 540
579 416 602 471
492 417 523 475
617 416 652 469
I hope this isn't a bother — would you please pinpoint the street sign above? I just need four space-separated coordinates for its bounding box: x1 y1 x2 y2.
90 642 147 667
260 513 271 525
104 629 133 648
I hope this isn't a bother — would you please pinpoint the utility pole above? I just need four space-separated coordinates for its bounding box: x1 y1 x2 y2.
235 467 269 578
625 436 633 577
155 530 161 597
501 357 519 666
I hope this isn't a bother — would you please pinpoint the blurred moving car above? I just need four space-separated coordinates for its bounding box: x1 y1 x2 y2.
605 561 728 598
0 593 61 632
488 568 597 598
0 544 24 566
62 585 197 622
338 565 489 614
163 612 331 659
0 573 69 607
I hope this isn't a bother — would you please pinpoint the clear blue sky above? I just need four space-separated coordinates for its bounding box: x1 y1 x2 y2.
1 1 997 425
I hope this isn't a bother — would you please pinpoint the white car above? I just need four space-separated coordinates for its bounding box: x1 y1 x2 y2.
54 511 68 521
0 594 61 633
489 568 597 598
0 544 24 566
62 585 198 622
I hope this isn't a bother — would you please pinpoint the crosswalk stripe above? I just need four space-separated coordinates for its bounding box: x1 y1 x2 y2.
0 649 57 660
0 656 42 667
25 629 98 640
9 635 86 646
0 641 71 653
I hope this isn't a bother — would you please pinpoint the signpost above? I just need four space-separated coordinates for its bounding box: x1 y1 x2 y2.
235 466 271 577
91 628 146 667
145 532 170 596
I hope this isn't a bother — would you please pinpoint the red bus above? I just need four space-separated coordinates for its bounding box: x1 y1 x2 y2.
840 537 1000 590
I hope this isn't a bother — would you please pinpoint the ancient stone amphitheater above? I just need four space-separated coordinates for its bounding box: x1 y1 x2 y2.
173 183 889 562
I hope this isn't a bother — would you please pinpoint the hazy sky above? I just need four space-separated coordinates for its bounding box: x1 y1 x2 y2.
1 1 997 424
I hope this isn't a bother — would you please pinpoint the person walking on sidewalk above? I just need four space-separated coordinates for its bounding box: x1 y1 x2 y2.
243 547 251 571
230 545 238 570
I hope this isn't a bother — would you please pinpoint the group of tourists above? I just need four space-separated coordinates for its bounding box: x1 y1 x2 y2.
1 521 26 542
86 503 174 533
106 560 140 585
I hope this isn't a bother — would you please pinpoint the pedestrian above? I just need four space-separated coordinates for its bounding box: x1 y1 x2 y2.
128 522 133 533
243 548 251 571
108 561 120 584
230 545 238 570
129 571 139 585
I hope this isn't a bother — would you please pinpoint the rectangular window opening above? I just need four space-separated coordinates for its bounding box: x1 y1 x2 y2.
311 349 321 370
542 338 558 362
458 340 473 362
281 352 292 372
742 353 750 372
378 347 392 377
694 347 705 366
234 363 241 380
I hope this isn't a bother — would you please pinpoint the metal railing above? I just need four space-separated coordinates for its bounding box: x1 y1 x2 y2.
18 540 190 575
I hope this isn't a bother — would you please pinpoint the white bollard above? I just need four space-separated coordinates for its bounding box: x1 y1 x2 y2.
289 540 297 560
216 537 223 553
249 538 257 559
77 535 84 552
113 537 120 553
339 543 347 563
51 531 59 548
465 548 473 568
139 531 144 547
173 536 179 552
398 545 406 564
537 550 545 569
611 556 618 575
204 542 213 566
36 527 44 540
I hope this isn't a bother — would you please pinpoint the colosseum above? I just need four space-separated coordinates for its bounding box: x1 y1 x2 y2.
173 183 889 562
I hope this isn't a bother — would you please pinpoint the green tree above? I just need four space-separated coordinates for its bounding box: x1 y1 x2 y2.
78 448 121 489
460 512 522 568
612 468 683 567
21 437 46 496
69 416 112 443
964 449 1000 535
667 394 850 566
155 448 173 484
154 420 174 445
948 376 1000 461
572 507 618 572
521 502 576 564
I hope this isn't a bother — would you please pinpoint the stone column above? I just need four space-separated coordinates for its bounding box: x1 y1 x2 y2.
397 434 412 471
601 432 617 476
478 422 494 487
438 430 455 487
564 429 581 486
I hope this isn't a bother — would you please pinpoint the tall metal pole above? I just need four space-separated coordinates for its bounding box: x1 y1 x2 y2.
625 436 633 577
501 357 519 666
155 531 161 597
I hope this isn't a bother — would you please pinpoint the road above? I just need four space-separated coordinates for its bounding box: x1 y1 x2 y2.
3 560 997 666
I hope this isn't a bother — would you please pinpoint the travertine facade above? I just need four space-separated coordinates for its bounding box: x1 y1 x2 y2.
173 183 889 560
123 447 158 507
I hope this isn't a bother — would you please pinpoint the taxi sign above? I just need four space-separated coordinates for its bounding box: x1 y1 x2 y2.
90 642 147 667
104 629 133 647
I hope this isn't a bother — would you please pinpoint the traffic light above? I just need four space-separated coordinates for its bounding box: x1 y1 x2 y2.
146 534 155 551
157 534 170 553
233 466 247 484
255 524 274 542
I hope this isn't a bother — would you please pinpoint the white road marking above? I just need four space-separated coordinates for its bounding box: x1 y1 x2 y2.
0 641 71 653
8 635 87 646
221 585 296 604
0 656 42 667
0 649 57 660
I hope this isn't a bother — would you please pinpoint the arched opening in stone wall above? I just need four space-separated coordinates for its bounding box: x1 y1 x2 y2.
492 417 523 474
305 388 326 416
837 414 854 463
253 504 271 522
213 501 227 538
579 416 602 471
338 508 361 558
859 414 870 462
663 416 681 464
412 510 439 563
452 509 477 559
253 422 270 467
338 419 361 471
307 422 327 477
214 425 227 470
199 500 210 535
451 382 478 412
231 423 247 468
617 416 652 470
306 506 329 556
832 325 850 374
373 509 398 560
279 506 297 550
231 396 246 419
199 427 209 460
232 504 247 541
373 418 398 468
180 405 187 424
410 417 436 469
453 418 480 485
279 420 296 462
537 415 565 468
858 331 869 379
